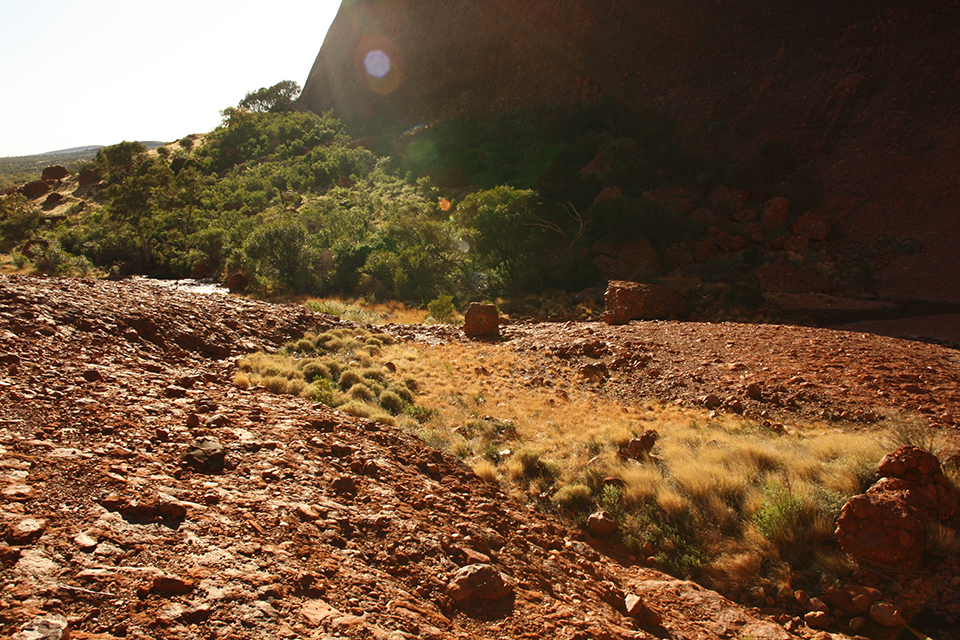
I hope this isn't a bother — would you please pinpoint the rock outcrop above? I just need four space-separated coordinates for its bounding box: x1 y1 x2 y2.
302 1 960 307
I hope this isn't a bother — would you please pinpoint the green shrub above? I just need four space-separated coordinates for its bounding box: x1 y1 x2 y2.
405 405 437 424
0 194 41 241
427 294 456 324
301 378 336 405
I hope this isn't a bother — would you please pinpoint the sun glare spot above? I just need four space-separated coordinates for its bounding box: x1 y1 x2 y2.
364 50 391 79
439 198 452 211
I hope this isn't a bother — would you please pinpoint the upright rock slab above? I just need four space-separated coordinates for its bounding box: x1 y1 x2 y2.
602 280 686 325
463 303 500 338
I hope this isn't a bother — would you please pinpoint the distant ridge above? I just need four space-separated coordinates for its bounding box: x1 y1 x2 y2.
39 141 165 156
39 145 105 156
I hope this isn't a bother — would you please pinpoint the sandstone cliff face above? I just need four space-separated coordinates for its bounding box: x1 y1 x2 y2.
302 0 960 305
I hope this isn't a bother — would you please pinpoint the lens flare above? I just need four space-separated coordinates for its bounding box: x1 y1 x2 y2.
354 36 404 95
439 198 451 212
364 50 391 79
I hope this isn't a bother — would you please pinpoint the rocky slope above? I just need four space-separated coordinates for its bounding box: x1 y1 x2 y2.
0 274 801 640
1 274 959 639
302 0 960 308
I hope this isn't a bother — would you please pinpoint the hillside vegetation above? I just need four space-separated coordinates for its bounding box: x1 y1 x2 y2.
2 83 839 322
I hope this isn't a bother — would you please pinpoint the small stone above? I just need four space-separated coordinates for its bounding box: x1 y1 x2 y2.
183 439 226 474
849 617 866 632
153 575 197 596
73 532 98 551
804 611 830 628
163 385 188 398
296 504 320 521
703 393 722 409
808 597 829 613
2 484 33 501
625 593 662 626
13 614 69 640
82 368 103 382
6 518 47 545
587 510 619 536
446 563 511 604
331 475 358 494
869 601 906 627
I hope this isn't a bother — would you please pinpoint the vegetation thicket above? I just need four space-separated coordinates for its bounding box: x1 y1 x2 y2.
2 81 829 319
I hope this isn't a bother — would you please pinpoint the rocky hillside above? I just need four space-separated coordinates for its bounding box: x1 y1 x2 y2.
302 0 960 308
2 274 960 639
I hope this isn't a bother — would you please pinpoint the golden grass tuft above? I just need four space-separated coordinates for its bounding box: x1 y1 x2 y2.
472 459 500 484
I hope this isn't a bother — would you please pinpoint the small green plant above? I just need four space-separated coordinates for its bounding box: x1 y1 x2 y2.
751 481 804 542
405 404 438 424
598 484 626 521
10 250 28 269
302 378 336 405
427 294 456 324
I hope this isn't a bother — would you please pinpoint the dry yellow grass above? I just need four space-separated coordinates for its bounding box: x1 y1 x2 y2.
377 336 903 598
239 324 908 601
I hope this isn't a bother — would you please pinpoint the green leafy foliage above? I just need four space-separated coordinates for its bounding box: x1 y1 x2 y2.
0 193 41 242
14 84 820 313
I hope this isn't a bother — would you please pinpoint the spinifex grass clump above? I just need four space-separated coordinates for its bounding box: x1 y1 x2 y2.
385 339 896 602
236 326 420 426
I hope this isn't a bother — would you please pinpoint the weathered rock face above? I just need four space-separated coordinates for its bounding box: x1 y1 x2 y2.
302 1 960 306
602 280 686 324
303 1 957 142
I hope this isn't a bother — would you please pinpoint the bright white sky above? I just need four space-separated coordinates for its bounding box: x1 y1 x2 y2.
0 0 342 157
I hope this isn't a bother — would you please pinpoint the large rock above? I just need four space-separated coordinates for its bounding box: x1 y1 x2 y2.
463 303 500 338
791 212 830 241
41 166 68 181
760 197 790 231
300 1 960 310
835 445 959 572
21 181 51 199
602 280 686 324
